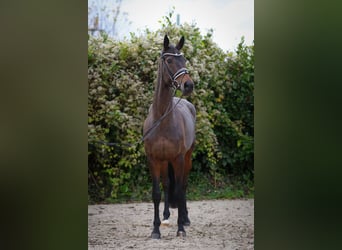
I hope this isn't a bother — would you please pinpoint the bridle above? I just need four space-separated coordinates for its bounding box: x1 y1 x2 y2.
161 52 189 90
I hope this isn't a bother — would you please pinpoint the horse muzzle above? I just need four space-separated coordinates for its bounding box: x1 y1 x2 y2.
180 80 194 96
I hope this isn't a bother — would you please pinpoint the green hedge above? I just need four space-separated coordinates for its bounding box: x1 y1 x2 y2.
88 18 254 202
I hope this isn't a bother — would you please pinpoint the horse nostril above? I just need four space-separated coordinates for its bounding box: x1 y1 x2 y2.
184 81 193 91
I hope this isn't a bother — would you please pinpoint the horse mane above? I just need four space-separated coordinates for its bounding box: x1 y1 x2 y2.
151 57 167 116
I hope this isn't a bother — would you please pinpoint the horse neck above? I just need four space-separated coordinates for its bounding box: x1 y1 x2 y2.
152 61 173 118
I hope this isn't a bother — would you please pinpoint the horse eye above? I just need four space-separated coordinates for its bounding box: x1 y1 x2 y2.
167 58 172 63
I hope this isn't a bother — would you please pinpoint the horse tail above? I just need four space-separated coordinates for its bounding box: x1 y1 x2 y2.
168 162 177 208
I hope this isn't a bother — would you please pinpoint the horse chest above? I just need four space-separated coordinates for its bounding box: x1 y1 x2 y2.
147 136 182 160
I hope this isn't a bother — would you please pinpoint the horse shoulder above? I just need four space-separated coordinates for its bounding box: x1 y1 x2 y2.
173 97 196 121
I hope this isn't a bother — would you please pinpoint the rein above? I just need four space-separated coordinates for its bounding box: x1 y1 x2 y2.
140 94 183 143
89 53 188 149
91 94 183 148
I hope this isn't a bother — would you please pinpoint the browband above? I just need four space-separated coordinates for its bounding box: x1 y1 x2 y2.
161 52 183 57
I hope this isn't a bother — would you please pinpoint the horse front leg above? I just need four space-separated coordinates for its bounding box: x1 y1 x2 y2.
183 178 191 226
151 176 161 239
161 164 170 225
183 145 194 226
149 160 163 239
150 160 168 239
171 155 187 237
176 181 187 236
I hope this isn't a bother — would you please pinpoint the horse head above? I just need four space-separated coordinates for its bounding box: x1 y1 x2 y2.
161 35 194 96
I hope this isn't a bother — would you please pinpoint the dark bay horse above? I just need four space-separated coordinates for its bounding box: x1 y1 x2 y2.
143 35 196 239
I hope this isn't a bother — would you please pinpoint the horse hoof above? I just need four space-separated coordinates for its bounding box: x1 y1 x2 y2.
176 230 186 237
151 232 161 239
161 219 170 226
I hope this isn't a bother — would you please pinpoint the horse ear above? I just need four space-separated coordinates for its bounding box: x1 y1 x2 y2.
176 36 185 50
164 35 169 50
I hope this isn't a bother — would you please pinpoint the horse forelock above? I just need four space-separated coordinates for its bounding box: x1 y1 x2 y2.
162 44 179 54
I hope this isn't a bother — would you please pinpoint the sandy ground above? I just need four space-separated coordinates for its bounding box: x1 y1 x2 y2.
88 199 254 250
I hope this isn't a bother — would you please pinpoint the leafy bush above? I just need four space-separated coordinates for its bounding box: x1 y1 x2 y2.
88 14 254 202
